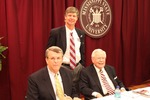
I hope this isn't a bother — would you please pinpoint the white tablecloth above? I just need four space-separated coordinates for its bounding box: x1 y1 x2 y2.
91 87 150 100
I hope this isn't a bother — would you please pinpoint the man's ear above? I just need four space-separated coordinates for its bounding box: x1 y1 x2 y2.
45 57 48 64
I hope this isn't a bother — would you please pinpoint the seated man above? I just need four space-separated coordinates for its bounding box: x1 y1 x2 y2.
79 49 126 100
26 46 81 100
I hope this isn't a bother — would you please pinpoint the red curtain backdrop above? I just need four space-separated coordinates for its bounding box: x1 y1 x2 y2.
0 0 150 100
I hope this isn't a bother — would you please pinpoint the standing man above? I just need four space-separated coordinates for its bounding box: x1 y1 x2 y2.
47 6 85 95
26 46 81 100
47 6 85 68
79 49 126 100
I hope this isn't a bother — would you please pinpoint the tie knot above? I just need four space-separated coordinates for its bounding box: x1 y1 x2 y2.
100 69 103 73
55 73 59 77
70 32 73 36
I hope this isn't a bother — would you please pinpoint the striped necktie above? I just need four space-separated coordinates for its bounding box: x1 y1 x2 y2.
55 74 64 99
70 32 76 69
100 70 114 95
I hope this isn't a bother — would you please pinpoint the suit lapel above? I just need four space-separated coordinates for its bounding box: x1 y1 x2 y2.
90 66 102 89
75 28 81 37
59 68 68 93
75 28 83 41
42 67 56 100
104 66 117 86
60 26 67 51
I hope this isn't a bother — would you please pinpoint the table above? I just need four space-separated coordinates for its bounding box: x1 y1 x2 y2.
91 87 150 100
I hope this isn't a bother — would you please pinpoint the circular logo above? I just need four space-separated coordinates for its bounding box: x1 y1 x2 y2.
79 0 112 38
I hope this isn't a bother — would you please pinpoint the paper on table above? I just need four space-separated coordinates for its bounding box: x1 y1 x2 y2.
132 88 150 98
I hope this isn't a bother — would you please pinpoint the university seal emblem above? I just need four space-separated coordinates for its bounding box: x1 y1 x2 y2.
80 0 112 38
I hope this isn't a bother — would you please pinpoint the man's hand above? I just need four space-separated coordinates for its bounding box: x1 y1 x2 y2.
121 88 126 92
96 93 103 98
64 96 72 100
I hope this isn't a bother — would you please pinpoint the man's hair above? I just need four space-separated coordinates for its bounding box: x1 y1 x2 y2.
91 49 106 58
65 6 79 17
45 46 63 58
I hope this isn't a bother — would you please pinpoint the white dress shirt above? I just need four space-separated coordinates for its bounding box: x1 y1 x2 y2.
47 67 64 100
63 26 81 64
92 66 115 96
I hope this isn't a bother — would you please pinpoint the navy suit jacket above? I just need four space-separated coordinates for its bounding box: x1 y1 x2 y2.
27 67 78 100
47 26 85 65
79 64 125 100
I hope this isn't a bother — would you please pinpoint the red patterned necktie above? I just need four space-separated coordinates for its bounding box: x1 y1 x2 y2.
70 32 76 69
100 70 114 95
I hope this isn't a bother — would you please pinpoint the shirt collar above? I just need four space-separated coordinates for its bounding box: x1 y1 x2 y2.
93 64 105 73
47 66 60 76
65 25 75 33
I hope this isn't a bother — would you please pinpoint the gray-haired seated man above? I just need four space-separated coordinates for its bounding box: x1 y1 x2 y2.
79 49 127 100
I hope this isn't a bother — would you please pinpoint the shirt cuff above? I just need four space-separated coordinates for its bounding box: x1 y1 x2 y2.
92 92 99 97
121 87 125 89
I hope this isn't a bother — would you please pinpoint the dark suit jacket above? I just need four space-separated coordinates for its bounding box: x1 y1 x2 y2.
26 67 78 100
79 64 125 100
47 26 85 65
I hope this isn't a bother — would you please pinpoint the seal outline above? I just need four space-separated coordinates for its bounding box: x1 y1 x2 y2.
79 0 112 38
